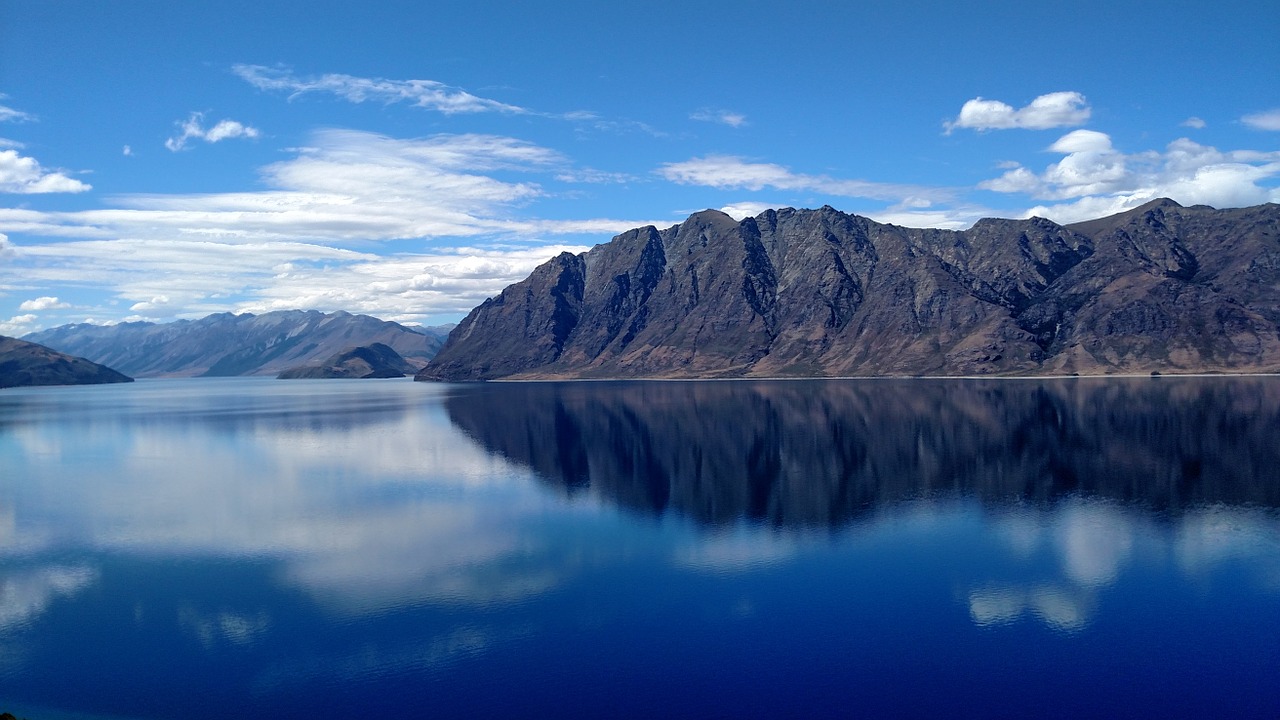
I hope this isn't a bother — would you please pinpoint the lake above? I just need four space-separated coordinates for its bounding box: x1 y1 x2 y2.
1 377 1277 719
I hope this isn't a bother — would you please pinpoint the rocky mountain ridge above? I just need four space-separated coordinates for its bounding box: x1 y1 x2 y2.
26 310 449 378
419 199 1280 380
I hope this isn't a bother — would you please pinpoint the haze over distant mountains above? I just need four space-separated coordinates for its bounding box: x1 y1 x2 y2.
26 310 450 378
419 200 1280 380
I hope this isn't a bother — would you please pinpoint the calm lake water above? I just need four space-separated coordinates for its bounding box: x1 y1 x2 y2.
1 377 1277 719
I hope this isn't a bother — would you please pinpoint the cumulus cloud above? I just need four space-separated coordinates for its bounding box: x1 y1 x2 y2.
946 91 1090 133
1242 109 1280 131
660 154 952 204
979 131 1280 223
1181 117 1206 130
690 108 748 128
165 112 261 151
234 64 527 115
0 147 91 194
0 313 37 335
0 232 13 258
17 296 69 311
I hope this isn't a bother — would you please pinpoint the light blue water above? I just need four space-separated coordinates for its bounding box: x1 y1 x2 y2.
0 377 1277 719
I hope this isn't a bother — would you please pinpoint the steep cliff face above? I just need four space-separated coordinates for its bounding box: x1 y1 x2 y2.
418 200 1280 380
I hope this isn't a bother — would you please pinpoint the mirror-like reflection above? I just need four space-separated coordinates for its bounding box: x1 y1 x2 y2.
0 377 1276 719
445 377 1280 523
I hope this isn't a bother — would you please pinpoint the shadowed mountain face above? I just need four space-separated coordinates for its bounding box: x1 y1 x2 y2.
444 378 1280 527
25 310 447 378
0 336 133 389
419 200 1280 380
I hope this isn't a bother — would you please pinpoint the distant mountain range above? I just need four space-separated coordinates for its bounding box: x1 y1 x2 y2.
418 199 1280 380
26 310 451 378
0 335 133 389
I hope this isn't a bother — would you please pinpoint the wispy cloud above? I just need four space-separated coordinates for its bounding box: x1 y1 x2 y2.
0 129 657 326
0 146 91 194
659 154 952 205
1242 108 1280 132
0 96 34 124
234 64 528 115
946 91 1091 133
1181 116 1206 130
690 108 747 128
165 112 261 151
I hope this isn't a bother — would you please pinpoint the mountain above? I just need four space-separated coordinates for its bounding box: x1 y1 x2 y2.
25 310 446 378
277 343 417 379
0 336 133 389
418 200 1280 380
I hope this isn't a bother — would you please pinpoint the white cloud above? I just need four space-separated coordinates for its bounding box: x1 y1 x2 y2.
18 296 69 311
690 108 748 128
0 128 663 324
718 202 779 220
1242 108 1280 131
946 91 1091 133
129 295 170 312
659 154 952 204
980 132 1280 223
0 98 33 123
0 233 13 258
0 313 37 335
122 145 133 156
165 112 261 151
1048 129 1113 153
0 147 91 194
234 64 527 115
1181 117 1206 129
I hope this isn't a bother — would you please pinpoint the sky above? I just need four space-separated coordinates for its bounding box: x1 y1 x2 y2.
1 0 1278 333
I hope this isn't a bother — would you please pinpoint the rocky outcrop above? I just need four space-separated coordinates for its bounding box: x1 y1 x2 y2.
0 335 133 389
277 343 417 379
417 200 1280 380
25 310 447 378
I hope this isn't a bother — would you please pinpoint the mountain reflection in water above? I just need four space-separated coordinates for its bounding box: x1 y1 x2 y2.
445 377 1280 526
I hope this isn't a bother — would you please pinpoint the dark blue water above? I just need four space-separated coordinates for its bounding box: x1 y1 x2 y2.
0 377 1277 719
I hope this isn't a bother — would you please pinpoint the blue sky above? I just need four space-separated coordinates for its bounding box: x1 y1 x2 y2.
2 0 1278 332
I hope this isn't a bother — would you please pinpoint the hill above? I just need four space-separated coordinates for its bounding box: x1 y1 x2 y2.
0 336 133 389
277 343 417 379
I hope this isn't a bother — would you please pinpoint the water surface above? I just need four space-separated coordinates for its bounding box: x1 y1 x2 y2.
1 377 1277 718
